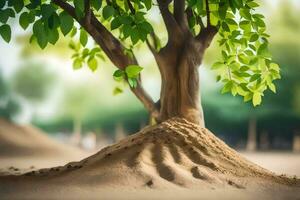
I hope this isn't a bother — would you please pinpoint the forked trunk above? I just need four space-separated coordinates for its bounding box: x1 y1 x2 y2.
156 36 206 126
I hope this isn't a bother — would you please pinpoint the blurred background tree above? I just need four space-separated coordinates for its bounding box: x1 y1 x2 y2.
0 69 21 121
11 63 56 103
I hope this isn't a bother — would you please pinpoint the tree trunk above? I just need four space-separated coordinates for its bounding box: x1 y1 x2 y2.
246 117 257 151
70 117 82 146
156 36 205 127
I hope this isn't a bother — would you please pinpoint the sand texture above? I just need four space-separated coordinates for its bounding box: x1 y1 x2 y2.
0 118 299 199
0 118 88 174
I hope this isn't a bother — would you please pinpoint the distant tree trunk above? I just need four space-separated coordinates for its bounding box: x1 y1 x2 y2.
246 118 257 151
293 131 300 152
115 123 126 142
259 130 270 150
70 117 82 146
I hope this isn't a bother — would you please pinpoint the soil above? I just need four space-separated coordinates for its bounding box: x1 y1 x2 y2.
0 118 299 199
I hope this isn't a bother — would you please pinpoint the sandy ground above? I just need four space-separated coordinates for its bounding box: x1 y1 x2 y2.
242 152 300 177
0 119 90 175
0 118 299 199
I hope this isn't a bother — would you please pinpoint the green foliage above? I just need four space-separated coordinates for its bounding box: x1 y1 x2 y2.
208 0 280 107
0 0 280 106
69 40 105 72
59 11 74 35
113 65 143 88
11 63 56 102
113 87 123 95
0 24 11 42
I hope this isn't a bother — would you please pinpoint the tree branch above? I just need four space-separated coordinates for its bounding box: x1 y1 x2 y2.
157 0 181 41
205 0 211 27
174 0 185 25
52 0 159 118
186 7 205 30
126 0 135 14
84 0 91 25
146 32 159 55
196 26 218 48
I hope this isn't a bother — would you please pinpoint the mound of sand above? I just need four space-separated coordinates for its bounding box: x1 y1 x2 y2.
0 118 88 173
0 118 299 199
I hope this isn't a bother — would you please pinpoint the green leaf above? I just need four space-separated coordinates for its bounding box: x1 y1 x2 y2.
87 57 98 72
269 62 280 72
33 20 48 49
143 0 152 10
250 74 261 82
249 33 259 42
221 22 230 32
244 93 252 102
225 18 238 26
111 17 121 30
113 69 125 81
120 16 133 25
239 20 251 32
113 87 123 95
0 9 12 23
252 92 261 106
268 82 276 93
125 65 143 78
128 78 138 88
73 58 83 69
0 0 6 8
212 62 226 70
240 8 251 20
47 12 60 29
103 5 115 20
74 0 85 18
41 4 55 20
247 1 259 8
238 54 249 64
122 24 132 38
26 0 41 9
91 0 102 10
254 17 265 27
19 12 30 30
130 27 140 44
257 43 268 57
0 24 11 42
139 21 153 33
59 11 74 36
221 81 233 94
47 28 59 44
10 0 24 13
80 29 88 46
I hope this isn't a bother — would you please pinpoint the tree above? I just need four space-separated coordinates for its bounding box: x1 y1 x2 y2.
0 0 280 127
0 69 21 121
11 63 56 103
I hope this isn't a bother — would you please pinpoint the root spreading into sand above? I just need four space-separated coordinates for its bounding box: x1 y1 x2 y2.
0 118 299 199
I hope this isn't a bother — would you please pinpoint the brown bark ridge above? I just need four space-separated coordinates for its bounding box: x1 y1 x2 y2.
52 0 218 126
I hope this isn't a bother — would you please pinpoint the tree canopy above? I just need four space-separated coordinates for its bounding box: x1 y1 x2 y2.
0 0 280 107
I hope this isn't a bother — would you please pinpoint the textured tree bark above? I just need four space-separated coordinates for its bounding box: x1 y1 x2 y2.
159 61 205 126
155 34 206 126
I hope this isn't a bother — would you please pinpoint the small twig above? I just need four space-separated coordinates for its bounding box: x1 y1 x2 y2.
126 0 135 14
205 0 211 26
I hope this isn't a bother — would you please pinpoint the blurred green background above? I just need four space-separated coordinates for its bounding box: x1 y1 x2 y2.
0 0 299 150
